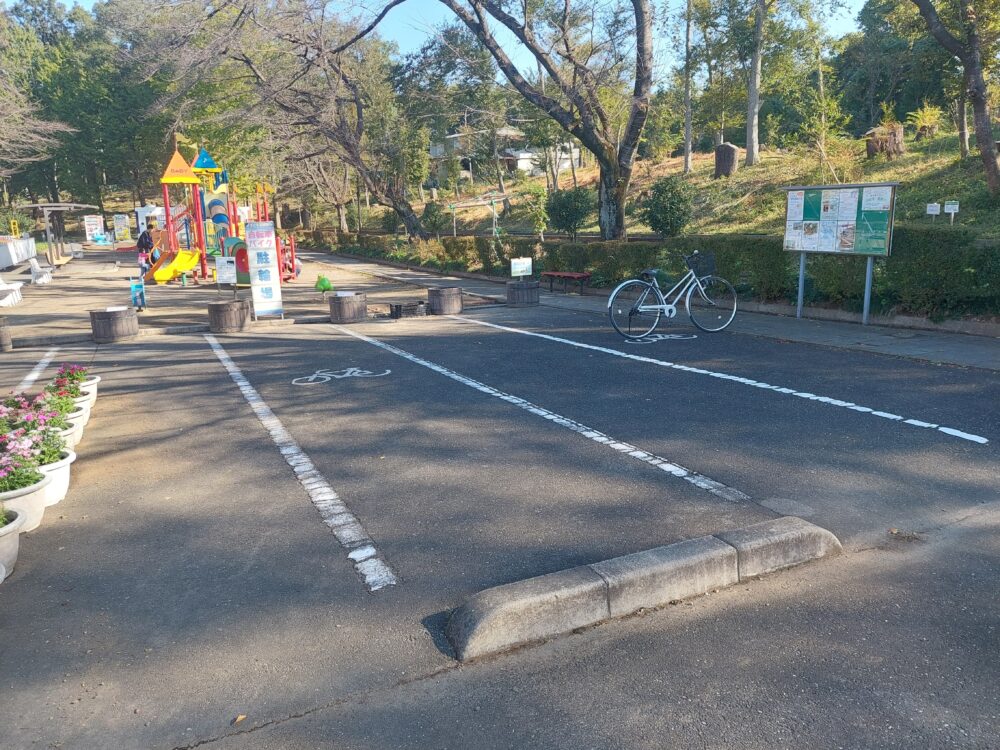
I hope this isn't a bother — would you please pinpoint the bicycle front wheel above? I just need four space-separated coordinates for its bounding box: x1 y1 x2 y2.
609 280 662 339
686 275 737 332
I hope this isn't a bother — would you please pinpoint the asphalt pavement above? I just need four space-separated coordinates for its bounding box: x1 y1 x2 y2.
0 281 996 749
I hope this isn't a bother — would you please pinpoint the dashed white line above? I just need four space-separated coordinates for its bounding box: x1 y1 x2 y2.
16 348 60 392
204 334 397 592
452 316 990 446
331 325 750 503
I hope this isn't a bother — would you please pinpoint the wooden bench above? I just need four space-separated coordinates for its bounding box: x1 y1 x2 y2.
540 271 591 294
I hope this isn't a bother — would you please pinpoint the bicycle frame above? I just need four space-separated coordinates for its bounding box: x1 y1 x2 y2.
636 269 707 317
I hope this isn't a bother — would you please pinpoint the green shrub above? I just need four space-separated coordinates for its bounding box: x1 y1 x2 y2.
546 188 595 240
441 237 477 268
886 225 1000 318
640 176 694 238
379 209 400 235
421 202 449 238
331 225 998 320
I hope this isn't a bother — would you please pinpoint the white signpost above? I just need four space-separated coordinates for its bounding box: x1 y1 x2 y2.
245 221 283 318
215 256 237 285
511 257 532 278
944 200 959 225
926 203 941 219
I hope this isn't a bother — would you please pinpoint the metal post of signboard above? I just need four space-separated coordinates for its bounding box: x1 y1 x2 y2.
862 255 874 326
796 252 806 319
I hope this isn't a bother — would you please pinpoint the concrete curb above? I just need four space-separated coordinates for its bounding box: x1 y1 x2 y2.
445 516 841 661
9 315 336 349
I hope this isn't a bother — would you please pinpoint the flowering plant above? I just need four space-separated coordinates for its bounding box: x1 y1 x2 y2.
17 428 65 465
41 392 77 416
0 451 43 493
57 364 89 383
45 376 82 399
1 395 67 431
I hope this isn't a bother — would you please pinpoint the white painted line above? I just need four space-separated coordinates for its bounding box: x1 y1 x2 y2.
331 325 750 504
16 348 60 392
204 334 397 592
452 316 990 446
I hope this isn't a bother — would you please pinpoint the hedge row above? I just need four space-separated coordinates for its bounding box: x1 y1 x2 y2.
325 226 999 319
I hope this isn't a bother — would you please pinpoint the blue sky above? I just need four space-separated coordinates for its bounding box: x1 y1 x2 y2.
374 0 866 58
69 0 867 68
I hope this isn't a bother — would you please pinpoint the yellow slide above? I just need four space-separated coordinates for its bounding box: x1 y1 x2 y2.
152 249 201 284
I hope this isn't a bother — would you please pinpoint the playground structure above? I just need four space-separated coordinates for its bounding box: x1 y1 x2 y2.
144 148 297 286
447 191 508 238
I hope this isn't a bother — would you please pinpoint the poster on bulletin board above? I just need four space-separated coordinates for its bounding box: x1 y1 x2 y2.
245 221 283 317
782 183 897 257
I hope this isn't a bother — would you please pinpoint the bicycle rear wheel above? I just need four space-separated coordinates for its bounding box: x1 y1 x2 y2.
609 280 662 338
686 275 737 332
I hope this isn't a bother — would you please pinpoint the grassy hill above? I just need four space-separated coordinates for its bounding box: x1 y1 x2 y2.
428 132 999 240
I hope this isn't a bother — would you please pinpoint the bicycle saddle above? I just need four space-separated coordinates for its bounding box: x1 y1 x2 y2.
640 268 659 279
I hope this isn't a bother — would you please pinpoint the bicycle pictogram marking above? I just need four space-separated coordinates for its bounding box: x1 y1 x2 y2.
292 367 391 385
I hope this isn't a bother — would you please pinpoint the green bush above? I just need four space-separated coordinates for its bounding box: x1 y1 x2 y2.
886 225 999 318
379 209 400 235
640 176 694 238
330 225 997 320
0 206 32 236
546 188 595 240
421 202 449 238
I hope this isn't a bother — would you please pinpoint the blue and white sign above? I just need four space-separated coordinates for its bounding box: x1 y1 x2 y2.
246 221 283 317
511 257 532 277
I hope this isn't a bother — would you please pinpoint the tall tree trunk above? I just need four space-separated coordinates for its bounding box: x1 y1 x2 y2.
337 204 348 232
568 143 579 188
911 0 1000 194
957 88 970 158
745 0 766 166
597 163 629 240
683 0 693 174
966 65 1000 193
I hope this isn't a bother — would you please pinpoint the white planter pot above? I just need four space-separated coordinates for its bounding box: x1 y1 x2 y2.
58 421 83 450
39 450 76 507
71 393 93 426
0 473 52 533
80 375 100 405
64 405 88 434
0 509 27 581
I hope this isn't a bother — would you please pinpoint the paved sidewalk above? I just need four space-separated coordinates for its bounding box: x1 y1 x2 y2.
312 254 1000 371
2 247 487 346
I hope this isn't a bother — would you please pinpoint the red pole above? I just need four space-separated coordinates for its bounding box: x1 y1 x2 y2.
288 234 297 279
161 183 175 254
191 184 209 278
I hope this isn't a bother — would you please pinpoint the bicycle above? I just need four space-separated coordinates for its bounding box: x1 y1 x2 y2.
607 251 737 338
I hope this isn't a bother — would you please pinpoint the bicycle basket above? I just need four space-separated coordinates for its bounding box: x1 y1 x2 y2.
685 252 716 277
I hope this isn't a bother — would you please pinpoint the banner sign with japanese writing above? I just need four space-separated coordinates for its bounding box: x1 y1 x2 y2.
113 214 131 241
83 215 105 242
782 183 897 257
245 221 283 316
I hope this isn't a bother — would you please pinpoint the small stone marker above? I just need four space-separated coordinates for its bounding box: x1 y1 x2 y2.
714 142 739 178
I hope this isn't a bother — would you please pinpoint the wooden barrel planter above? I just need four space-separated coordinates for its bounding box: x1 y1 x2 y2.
0 317 12 352
329 291 368 324
89 307 139 344
208 300 250 333
428 287 463 315
506 280 540 307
